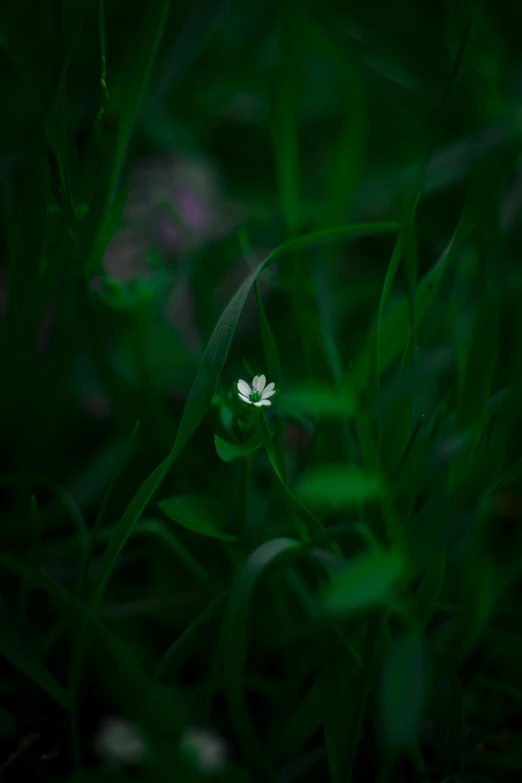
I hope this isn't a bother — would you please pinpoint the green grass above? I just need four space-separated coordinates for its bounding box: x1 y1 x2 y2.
1 1 522 781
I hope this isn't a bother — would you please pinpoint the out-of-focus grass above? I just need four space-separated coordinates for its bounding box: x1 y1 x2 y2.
2 0 522 781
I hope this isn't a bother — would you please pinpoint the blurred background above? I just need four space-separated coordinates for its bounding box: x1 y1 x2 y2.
2 0 522 781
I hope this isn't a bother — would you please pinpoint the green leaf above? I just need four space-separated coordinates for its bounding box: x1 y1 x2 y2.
294 465 381 509
378 633 427 749
323 548 403 616
279 385 357 420
158 494 236 540
214 434 264 462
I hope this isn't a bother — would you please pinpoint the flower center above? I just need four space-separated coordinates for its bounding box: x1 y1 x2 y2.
250 391 261 402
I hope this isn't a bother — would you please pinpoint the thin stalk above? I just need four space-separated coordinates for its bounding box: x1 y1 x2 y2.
239 454 251 544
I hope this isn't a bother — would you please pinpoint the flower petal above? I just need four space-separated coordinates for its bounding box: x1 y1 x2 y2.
239 394 253 404
252 375 259 391
254 399 271 407
263 382 275 394
256 374 266 392
261 389 276 399
237 379 251 396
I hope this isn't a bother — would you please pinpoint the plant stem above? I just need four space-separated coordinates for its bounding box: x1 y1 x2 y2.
239 455 251 544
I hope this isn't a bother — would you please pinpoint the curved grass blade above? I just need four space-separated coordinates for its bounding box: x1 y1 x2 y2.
260 413 325 541
16 495 42 630
432 673 464 776
89 459 167 604
86 0 172 275
378 632 427 749
212 536 348 779
0 473 89 578
353 227 458 388
0 552 111 636
98 518 209 583
154 592 227 680
341 615 387 782
81 421 139 594
218 538 301 783
254 279 286 477
413 548 446 630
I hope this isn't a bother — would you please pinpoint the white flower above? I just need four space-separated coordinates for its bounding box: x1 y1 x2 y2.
93 716 147 766
237 374 276 407
180 726 229 775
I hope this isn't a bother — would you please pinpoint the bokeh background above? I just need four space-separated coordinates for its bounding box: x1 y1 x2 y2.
2 0 522 781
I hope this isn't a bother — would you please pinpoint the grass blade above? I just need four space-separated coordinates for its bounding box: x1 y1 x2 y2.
81 421 139 594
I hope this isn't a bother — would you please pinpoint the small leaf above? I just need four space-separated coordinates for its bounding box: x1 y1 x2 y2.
159 494 236 540
323 548 403 616
295 464 381 509
378 633 427 749
279 386 356 420
214 434 264 462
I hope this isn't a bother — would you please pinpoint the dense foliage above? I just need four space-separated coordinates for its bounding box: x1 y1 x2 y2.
1 1 522 781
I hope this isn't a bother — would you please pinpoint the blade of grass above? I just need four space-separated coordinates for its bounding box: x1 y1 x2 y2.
260 413 328 542
219 538 301 782
216 537 345 782
342 614 388 783
254 280 286 479
85 0 171 274
81 421 139 594
16 495 42 631
154 592 227 680
0 473 89 579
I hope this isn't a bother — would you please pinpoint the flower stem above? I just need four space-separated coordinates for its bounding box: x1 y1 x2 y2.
239 455 251 544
